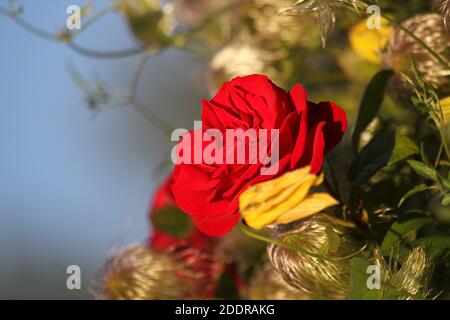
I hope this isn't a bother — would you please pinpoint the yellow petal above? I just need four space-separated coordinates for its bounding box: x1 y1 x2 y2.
242 174 315 219
274 193 339 225
239 166 311 209
239 167 336 230
243 174 318 229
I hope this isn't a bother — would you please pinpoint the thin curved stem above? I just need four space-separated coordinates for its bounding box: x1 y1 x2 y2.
69 5 114 38
129 53 154 100
67 42 146 59
131 97 174 135
0 6 58 41
0 5 145 59
128 51 175 134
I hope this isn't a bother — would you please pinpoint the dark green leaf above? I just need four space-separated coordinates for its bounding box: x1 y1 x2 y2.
381 217 433 254
352 69 394 152
420 143 432 166
350 133 415 186
151 207 193 238
349 132 395 186
407 160 438 181
398 184 431 207
388 135 419 166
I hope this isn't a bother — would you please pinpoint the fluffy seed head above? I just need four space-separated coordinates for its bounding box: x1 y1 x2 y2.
268 214 360 299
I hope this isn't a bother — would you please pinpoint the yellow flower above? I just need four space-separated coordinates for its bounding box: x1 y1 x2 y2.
440 96 450 124
239 166 338 230
349 18 392 64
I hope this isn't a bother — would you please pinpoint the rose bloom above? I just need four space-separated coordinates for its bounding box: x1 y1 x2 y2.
171 74 347 236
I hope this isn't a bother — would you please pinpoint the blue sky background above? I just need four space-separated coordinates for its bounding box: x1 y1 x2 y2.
0 0 206 298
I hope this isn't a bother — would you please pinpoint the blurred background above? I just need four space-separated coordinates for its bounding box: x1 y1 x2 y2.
0 0 205 299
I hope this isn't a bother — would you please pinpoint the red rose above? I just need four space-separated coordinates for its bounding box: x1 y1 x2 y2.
171 74 347 236
149 174 215 251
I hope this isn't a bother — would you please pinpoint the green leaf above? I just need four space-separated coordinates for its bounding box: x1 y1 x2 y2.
420 143 432 166
388 135 419 166
381 217 433 254
350 257 380 300
398 184 431 207
326 227 341 254
407 160 438 181
151 207 193 238
440 176 450 190
411 236 450 261
317 241 329 256
349 132 395 186
350 257 370 299
350 133 416 186
352 69 394 152
441 194 450 206
214 270 241 300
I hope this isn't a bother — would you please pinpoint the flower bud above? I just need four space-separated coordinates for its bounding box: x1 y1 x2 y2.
116 0 173 46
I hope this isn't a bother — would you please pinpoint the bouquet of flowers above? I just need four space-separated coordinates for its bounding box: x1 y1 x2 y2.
4 0 450 299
